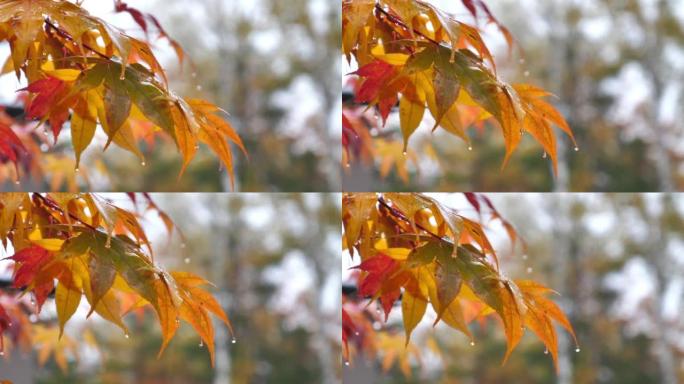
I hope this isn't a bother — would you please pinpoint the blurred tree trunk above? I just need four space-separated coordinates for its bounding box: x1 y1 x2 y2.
546 0 577 380
644 195 677 384
297 195 337 384
644 0 674 192
212 195 240 384
549 194 573 384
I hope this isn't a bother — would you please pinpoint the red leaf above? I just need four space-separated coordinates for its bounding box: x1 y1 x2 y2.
354 254 399 297
380 289 401 321
9 246 53 288
342 308 355 357
464 192 481 214
353 60 396 103
114 0 148 33
0 123 27 165
23 76 67 122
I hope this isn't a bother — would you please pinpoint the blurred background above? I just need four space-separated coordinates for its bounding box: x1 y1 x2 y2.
343 193 684 383
0 0 341 192
343 0 684 192
0 193 341 384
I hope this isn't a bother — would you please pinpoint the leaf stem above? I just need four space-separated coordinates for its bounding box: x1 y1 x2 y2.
44 18 112 61
377 195 445 242
374 3 442 47
33 193 98 232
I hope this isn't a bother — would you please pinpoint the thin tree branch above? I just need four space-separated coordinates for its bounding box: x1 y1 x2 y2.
44 18 112 61
33 193 98 232
377 195 446 242
374 3 442 46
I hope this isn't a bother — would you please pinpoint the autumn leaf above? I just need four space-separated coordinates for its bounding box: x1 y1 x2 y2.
343 192 575 372
0 193 232 366
0 0 245 185
342 0 575 178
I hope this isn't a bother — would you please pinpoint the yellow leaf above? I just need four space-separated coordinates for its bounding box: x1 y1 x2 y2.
399 96 425 153
44 69 81 81
383 248 411 260
401 290 427 345
55 281 81 338
29 238 64 252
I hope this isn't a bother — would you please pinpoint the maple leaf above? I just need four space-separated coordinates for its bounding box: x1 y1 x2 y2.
0 0 245 185
343 192 576 373
0 123 29 172
0 193 232 366
342 0 576 179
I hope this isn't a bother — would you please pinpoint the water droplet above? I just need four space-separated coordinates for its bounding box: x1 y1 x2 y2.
402 151 407 156
575 347 581 353
345 162 351 168
7 322 11 327
574 146 579 152
376 308 382 315
467 146 473 151
14 180 20 185
544 349 549 355
75 168 80 173
124 333 130 339
30 298 35 306
0 351 4 356
184 257 191 264
141 161 147 167
470 341 475 346
522 254 528 260
344 361 350 366
119 73 126 80
196 85 203 91
199 340 204 347
29 314 38 323
354 332 360 336
40 144 49 152
231 338 237 344
524 71 530 77
526 267 533 274
542 152 548 159
43 129 49 136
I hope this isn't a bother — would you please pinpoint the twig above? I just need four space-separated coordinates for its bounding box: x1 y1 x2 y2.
377 195 446 242
374 3 442 47
44 18 112 61
33 193 98 232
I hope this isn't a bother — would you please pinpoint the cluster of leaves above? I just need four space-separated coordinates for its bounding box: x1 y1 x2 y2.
342 192 576 372
342 0 576 177
0 0 245 187
0 193 232 366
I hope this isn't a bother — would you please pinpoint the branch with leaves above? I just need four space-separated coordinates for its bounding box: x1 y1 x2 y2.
342 0 577 180
342 192 577 374
0 193 233 367
0 0 245 187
